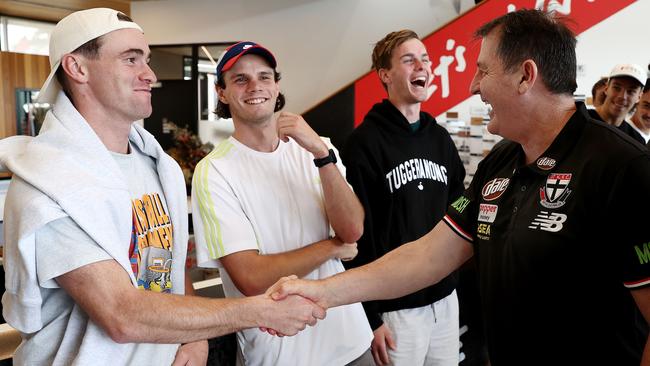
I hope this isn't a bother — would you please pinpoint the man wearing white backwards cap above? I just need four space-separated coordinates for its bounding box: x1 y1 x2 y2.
0 8 324 365
590 63 647 145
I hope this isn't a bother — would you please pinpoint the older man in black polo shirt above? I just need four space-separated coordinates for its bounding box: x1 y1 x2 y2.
267 9 650 366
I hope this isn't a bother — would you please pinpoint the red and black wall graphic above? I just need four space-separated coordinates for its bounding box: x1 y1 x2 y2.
304 0 635 150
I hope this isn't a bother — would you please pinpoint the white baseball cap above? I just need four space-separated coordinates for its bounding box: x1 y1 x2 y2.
37 8 142 103
608 63 647 87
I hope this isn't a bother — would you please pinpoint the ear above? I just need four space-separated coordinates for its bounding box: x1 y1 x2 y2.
271 78 280 96
518 59 538 94
59 54 89 84
378 68 391 86
217 86 228 104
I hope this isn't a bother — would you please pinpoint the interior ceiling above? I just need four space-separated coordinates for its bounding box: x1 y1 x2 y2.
153 45 229 60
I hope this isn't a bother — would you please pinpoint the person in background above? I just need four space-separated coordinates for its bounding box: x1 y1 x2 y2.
590 77 607 108
628 81 650 146
267 9 650 366
0 9 323 365
590 63 646 145
191 41 373 365
341 29 465 366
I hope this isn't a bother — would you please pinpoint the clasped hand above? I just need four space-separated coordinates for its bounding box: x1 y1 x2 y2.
260 275 328 337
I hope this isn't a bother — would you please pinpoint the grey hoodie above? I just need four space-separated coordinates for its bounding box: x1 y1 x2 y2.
0 91 188 365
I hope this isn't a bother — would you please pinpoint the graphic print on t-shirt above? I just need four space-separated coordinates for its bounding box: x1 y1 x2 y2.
129 193 174 293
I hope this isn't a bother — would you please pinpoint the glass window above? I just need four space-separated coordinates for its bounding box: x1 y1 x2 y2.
16 88 50 136
4 17 54 55
0 19 5 50
146 43 232 148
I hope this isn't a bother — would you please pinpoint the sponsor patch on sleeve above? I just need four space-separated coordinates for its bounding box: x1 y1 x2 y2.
624 242 650 288
450 195 470 214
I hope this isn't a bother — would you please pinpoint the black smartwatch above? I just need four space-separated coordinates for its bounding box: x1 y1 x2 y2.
313 149 337 168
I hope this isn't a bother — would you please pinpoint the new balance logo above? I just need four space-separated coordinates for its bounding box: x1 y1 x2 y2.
528 211 567 232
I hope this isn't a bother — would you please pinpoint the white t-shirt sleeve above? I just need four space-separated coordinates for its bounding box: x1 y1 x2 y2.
192 160 258 268
35 217 112 288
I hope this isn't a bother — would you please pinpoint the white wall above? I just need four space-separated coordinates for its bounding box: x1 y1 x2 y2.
574 0 649 98
438 0 650 123
131 0 461 114
133 0 649 129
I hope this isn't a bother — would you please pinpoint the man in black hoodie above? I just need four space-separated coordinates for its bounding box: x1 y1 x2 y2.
341 30 466 366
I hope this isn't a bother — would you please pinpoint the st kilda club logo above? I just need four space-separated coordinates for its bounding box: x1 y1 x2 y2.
539 173 572 209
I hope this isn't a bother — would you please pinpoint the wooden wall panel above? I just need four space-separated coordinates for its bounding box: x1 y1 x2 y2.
0 51 50 138
0 0 131 22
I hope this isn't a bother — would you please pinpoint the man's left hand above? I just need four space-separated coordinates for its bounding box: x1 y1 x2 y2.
276 112 329 158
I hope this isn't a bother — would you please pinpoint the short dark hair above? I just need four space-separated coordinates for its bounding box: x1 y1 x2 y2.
475 9 577 95
55 12 135 100
372 29 419 90
215 70 286 119
591 77 607 100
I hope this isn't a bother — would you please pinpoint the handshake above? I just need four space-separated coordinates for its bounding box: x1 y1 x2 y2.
255 275 333 337
239 236 356 337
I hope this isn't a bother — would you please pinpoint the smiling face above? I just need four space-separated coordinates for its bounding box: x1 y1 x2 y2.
601 77 642 123
83 28 156 123
217 54 280 125
379 38 431 108
469 31 520 138
632 90 650 133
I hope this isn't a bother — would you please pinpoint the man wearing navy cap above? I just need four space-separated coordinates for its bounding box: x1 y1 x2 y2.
192 41 374 365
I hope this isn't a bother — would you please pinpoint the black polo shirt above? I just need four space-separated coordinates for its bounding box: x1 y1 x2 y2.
445 102 650 365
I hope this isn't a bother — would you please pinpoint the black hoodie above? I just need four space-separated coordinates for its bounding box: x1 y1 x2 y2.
341 99 466 330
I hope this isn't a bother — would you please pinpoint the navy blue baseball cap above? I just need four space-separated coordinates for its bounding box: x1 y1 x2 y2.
216 41 277 80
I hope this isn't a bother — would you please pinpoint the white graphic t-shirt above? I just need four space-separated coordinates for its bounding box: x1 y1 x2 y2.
114 143 178 364
17 143 178 365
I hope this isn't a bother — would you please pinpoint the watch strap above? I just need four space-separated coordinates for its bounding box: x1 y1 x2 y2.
313 148 337 168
